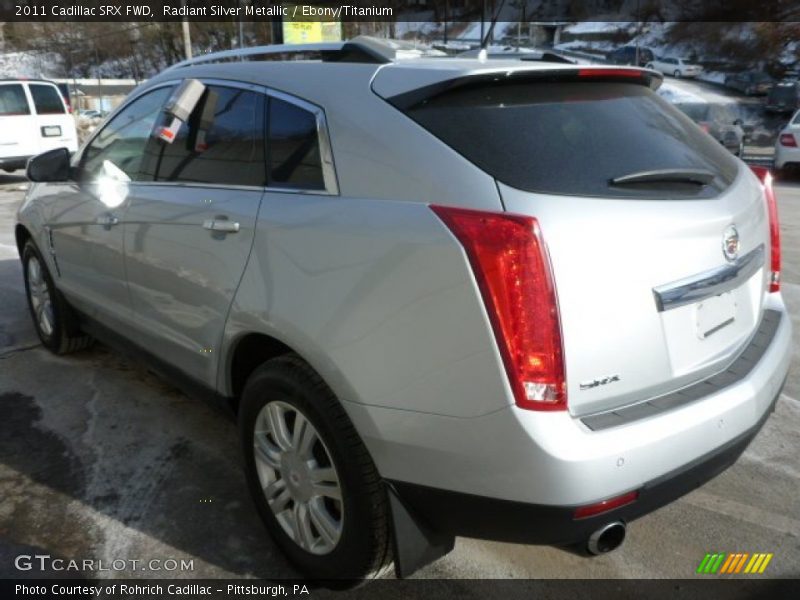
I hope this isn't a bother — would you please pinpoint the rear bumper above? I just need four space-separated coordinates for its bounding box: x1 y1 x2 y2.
388 379 782 546
349 297 790 509
775 145 800 168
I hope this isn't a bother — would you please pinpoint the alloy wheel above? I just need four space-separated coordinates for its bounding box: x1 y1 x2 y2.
253 401 343 555
27 256 54 338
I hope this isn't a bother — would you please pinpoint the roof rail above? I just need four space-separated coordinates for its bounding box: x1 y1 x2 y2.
165 36 446 71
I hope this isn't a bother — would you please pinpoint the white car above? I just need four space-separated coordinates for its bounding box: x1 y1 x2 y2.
0 79 78 172
774 109 800 172
647 57 703 78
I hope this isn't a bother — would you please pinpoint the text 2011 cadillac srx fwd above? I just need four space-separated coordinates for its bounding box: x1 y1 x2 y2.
15 38 790 581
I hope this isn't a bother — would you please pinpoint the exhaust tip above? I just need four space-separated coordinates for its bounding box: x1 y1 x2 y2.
587 521 626 555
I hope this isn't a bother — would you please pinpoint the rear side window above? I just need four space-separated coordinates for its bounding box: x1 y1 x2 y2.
144 85 266 187
402 82 739 198
29 84 65 114
268 97 324 190
0 84 30 115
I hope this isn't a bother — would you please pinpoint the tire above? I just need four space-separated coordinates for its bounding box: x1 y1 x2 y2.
21 241 93 354
674 70 681 78
239 354 391 583
645 63 654 69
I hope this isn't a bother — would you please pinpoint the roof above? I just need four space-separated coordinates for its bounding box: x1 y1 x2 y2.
139 37 660 112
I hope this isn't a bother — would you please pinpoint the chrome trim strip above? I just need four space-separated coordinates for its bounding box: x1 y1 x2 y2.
653 244 765 312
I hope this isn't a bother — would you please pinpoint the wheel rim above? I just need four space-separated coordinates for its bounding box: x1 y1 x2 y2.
27 256 54 338
253 401 343 555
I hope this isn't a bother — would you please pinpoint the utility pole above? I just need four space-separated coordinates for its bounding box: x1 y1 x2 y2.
480 0 485 44
237 0 244 50
181 0 192 59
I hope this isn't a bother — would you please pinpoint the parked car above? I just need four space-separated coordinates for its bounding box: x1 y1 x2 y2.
15 38 790 582
765 80 800 114
673 102 746 156
774 109 800 173
78 109 102 119
606 45 654 66
645 56 702 78
724 71 774 95
0 79 78 172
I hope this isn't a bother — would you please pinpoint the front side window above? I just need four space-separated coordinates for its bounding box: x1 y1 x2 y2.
143 85 266 187
29 84 65 114
0 84 30 116
81 86 173 181
268 96 324 190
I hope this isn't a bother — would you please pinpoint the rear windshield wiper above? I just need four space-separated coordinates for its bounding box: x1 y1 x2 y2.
610 168 715 186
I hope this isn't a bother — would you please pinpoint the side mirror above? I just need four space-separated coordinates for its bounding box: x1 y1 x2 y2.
26 147 71 182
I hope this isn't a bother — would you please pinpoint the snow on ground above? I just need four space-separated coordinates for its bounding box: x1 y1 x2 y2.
457 21 518 42
697 71 728 85
660 79 738 105
658 81 706 104
563 21 630 35
394 12 441 39
0 51 62 78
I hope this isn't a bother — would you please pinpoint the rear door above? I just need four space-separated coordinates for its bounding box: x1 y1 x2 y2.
26 82 78 154
123 81 265 388
393 73 772 416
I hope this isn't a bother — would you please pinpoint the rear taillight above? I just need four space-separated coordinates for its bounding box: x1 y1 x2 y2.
431 206 566 411
750 166 781 293
779 133 797 147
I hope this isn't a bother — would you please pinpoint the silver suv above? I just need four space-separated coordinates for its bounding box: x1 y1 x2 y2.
14 38 790 581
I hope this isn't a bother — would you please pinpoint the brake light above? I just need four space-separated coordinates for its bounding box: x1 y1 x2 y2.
578 68 643 79
750 166 781 293
574 491 639 520
779 133 797 147
431 206 566 411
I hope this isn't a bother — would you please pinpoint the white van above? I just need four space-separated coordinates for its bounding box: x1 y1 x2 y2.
0 79 78 172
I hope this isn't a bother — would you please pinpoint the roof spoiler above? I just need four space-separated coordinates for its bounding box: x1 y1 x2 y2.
387 67 663 111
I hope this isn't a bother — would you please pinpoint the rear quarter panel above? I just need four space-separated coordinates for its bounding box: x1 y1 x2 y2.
220 195 513 418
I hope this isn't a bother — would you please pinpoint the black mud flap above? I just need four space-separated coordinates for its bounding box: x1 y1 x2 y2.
386 482 455 578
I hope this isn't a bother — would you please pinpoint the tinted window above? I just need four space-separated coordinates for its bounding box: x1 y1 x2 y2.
144 86 265 187
268 97 325 190
0 84 30 115
30 84 65 114
81 87 172 181
403 82 738 198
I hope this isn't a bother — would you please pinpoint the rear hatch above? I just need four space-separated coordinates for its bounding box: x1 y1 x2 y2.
381 66 772 416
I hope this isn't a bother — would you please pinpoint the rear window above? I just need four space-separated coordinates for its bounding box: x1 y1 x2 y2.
402 81 739 198
0 84 30 115
29 84 66 114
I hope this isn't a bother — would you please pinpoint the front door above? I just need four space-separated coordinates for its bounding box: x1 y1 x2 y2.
47 86 174 326
123 82 266 388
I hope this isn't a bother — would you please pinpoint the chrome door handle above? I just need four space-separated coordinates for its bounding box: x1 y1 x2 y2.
203 219 240 234
96 214 119 227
